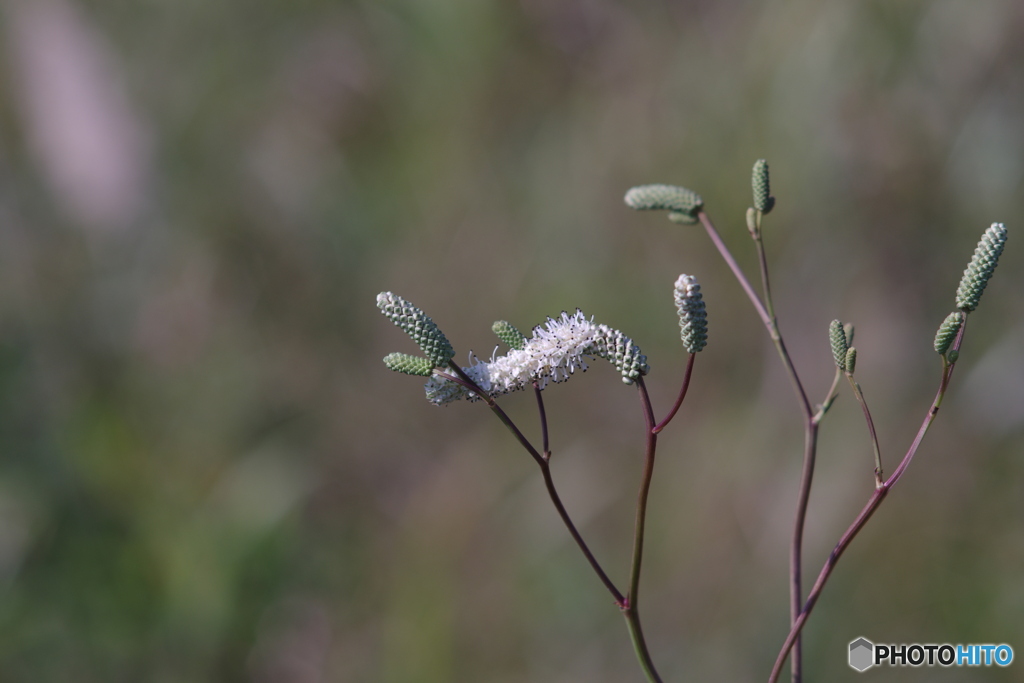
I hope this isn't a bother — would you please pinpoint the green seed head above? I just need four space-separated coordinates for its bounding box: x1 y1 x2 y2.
674 274 708 353
752 159 775 214
624 184 704 222
829 319 849 371
492 320 527 351
844 347 857 374
376 292 455 367
933 311 963 355
955 223 1007 311
383 352 435 376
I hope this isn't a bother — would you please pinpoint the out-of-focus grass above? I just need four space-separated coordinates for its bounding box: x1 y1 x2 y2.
0 1 1020 681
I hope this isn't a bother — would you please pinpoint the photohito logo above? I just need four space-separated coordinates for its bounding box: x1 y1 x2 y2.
848 637 1014 671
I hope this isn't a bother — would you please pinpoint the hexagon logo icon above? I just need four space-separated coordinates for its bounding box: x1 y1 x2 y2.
849 637 874 672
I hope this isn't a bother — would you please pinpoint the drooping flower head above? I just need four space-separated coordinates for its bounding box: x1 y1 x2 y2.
424 310 648 405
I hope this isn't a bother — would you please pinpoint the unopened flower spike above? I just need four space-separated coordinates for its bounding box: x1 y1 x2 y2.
383 352 435 377
955 223 1007 311
933 311 963 356
377 292 455 367
594 326 649 384
844 347 857 374
492 320 527 351
752 159 775 214
673 274 708 353
624 184 704 223
829 319 849 371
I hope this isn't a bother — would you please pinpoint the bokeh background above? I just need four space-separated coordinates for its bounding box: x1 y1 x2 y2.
0 1 1021 681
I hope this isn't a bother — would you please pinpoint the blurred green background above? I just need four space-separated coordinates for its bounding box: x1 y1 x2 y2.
0 1 1021 681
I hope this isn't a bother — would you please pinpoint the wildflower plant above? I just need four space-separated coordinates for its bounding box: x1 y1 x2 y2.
377 161 1008 682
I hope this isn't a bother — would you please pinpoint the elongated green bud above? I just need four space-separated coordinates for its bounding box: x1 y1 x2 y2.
829 319 849 371
673 274 708 353
844 347 857 374
946 349 959 364
746 207 759 236
492 320 527 350
844 323 855 347
624 184 704 222
933 311 963 355
668 211 699 224
376 292 455 367
955 223 1007 311
593 325 649 384
752 159 775 213
383 352 435 376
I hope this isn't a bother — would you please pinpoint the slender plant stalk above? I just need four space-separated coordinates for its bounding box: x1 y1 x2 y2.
814 369 843 421
766 317 968 683
534 383 551 458
845 374 883 486
444 362 626 605
624 375 665 683
698 210 818 683
654 352 696 434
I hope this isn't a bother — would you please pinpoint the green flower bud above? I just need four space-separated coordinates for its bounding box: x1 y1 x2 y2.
844 347 857 374
752 159 775 214
668 211 699 224
383 352 435 376
673 274 708 353
376 292 455 367
746 207 759 236
933 311 963 355
946 349 959 364
492 320 527 351
844 323 855 347
829 319 849 371
624 184 704 222
955 223 1007 311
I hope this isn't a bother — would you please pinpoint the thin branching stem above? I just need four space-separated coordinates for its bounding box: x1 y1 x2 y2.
846 374 883 486
623 376 665 683
767 316 968 683
446 362 625 606
813 369 843 423
698 210 817 683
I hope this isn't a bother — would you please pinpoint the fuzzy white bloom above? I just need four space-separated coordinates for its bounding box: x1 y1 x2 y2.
425 310 610 405
424 354 491 405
